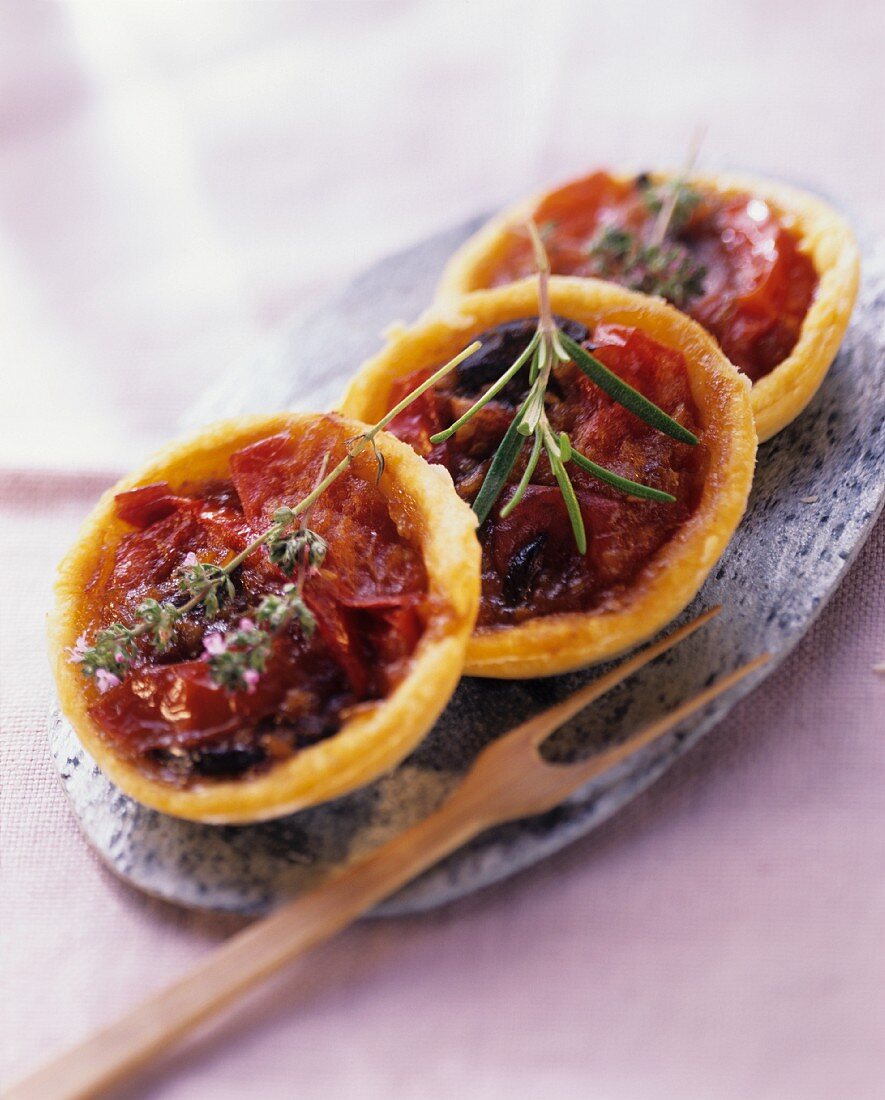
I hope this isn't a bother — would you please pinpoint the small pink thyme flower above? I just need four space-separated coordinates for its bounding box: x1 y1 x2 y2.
67 633 89 664
239 618 256 632
95 669 121 693
183 551 198 567
242 669 261 693
202 632 227 657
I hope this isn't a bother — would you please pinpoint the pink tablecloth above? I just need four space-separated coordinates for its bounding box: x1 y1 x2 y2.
2 3 883 1097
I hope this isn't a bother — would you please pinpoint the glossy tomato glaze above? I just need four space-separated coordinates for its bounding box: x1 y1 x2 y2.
486 172 818 383
387 319 708 628
82 421 428 784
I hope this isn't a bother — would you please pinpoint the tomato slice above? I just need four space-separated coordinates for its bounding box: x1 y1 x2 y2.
115 483 191 529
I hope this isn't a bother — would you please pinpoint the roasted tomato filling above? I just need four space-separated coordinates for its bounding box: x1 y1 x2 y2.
387 319 708 628
485 172 818 382
82 421 428 784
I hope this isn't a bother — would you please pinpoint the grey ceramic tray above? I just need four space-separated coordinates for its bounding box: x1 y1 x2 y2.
50 220 885 917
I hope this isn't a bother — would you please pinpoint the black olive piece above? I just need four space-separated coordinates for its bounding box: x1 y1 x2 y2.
189 744 267 778
502 532 548 606
455 317 591 401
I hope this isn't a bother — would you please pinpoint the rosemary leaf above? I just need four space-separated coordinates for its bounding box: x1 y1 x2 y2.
558 332 699 446
551 328 571 363
499 431 543 519
570 448 677 502
518 384 546 436
531 333 549 383
547 445 587 554
472 414 527 525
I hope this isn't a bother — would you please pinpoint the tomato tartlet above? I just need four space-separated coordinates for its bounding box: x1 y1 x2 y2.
342 278 756 678
49 413 479 822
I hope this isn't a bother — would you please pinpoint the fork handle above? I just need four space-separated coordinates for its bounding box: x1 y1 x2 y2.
7 797 489 1100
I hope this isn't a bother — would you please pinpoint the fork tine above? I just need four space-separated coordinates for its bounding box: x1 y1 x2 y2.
561 652 771 790
512 605 722 752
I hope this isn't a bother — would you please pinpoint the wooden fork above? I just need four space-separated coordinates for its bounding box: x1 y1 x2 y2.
9 607 768 1100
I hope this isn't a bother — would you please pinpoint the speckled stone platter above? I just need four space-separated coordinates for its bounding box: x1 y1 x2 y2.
50 220 885 917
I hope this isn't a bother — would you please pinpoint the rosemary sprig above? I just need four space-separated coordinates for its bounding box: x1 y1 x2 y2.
70 341 481 693
430 222 695 551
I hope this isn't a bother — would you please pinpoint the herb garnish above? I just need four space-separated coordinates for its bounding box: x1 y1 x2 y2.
587 226 707 308
201 585 318 693
429 222 699 554
70 341 481 694
586 136 707 306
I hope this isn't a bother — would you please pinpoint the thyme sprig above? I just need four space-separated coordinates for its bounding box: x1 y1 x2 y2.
70 341 480 693
587 225 706 308
588 133 708 306
203 585 317 693
430 221 699 553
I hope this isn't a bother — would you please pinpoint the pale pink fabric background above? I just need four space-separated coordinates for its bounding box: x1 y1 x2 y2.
1 3 883 1097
